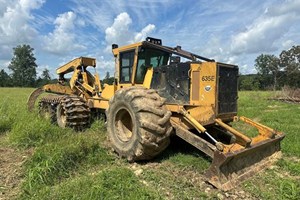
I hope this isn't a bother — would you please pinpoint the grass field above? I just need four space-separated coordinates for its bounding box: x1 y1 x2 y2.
0 88 299 199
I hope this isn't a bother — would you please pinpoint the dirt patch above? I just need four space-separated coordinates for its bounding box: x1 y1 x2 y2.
0 147 32 200
285 156 300 163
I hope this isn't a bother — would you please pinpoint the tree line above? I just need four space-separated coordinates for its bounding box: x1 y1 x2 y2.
0 44 113 88
239 45 300 90
1 44 299 90
0 45 52 87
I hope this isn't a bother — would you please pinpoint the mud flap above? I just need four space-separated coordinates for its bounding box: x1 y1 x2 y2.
27 88 44 112
205 134 284 191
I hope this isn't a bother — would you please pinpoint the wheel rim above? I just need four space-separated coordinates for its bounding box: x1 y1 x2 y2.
39 103 50 119
44 111 51 119
58 105 67 127
114 108 133 142
43 105 52 120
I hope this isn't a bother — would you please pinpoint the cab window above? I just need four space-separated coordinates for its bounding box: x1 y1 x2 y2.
135 48 169 84
135 52 146 84
120 51 134 83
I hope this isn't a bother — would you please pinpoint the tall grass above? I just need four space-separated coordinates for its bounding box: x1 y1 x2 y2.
0 88 157 199
244 169 300 200
23 135 114 193
0 88 72 147
237 91 300 198
30 167 162 200
1 88 299 199
237 91 300 157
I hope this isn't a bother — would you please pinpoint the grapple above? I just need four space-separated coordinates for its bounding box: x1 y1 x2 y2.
27 87 44 112
172 114 285 191
27 84 73 112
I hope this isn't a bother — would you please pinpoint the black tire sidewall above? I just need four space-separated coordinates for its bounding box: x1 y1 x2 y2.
107 98 141 155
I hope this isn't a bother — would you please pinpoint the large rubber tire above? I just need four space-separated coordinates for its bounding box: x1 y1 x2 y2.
38 95 63 124
106 86 172 161
56 95 91 131
38 100 56 123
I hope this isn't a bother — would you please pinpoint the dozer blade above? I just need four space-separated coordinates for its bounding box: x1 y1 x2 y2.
205 126 285 191
173 111 285 191
27 87 44 112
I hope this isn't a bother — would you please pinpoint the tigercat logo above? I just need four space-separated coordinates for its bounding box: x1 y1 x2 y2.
205 85 211 92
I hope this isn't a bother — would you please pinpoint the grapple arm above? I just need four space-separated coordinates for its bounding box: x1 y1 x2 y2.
27 84 73 112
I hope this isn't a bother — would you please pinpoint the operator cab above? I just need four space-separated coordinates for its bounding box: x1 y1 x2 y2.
119 47 170 84
112 37 214 87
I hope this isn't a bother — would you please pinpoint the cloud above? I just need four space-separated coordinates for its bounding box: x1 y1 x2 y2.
43 11 86 55
1 0 299 77
70 0 172 31
0 0 45 60
282 39 294 50
0 59 10 71
134 24 155 42
230 0 300 55
266 0 300 16
70 0 128 31
104 12 155 52
96 56 115 73
36 64 56 78
0 46 13 61
105 12 132 47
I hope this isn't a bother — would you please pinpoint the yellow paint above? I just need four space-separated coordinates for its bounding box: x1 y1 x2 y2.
186 106 216 126
52 46 220 128
131 47 139 84
186 62 218 125
142 67 153 89
43 84 73 94
56 57 96 75
82 72 88 83
101 84 116 100
69 68 81 89
198 62 217 106
93 73 102 92
82 82 94 93
88 98 109 109
112 42 143 56
41 40 285 168
166 104 181 112
179 107 207 132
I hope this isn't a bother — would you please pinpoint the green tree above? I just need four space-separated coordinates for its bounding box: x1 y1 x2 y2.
255 54 281 90
279 45 300 88
8 44 37 87
0 69 11 87
239 74 260 90
102 71 114 85
36 69 52 87
42 69 51 81
105 71 110 79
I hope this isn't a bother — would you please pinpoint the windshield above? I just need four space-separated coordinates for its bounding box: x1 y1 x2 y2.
135 48 170 83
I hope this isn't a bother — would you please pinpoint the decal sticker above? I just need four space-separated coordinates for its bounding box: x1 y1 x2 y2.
205 85 211 92
202 76 215 81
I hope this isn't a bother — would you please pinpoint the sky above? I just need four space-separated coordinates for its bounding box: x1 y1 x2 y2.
0 0 300 78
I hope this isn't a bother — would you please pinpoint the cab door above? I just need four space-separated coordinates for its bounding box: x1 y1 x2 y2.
118 49 137 89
